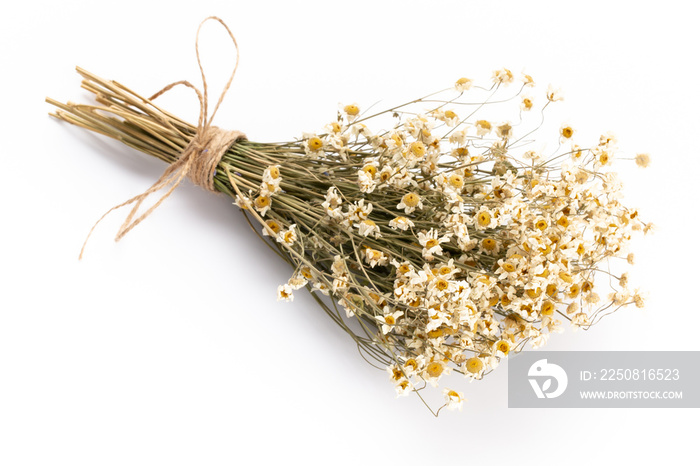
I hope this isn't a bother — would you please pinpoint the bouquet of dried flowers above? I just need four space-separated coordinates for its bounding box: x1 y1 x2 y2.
48 17 651 414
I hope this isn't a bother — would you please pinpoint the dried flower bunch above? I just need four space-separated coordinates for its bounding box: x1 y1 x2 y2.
48 20 650 414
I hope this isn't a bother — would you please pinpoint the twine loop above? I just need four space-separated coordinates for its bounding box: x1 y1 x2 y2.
80 16 245 259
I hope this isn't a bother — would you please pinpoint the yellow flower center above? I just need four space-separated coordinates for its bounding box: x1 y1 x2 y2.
466 357 483 374
438 266 452 275
559 272 573 283
308 137 323 151
410 141 426 157
300 266 313 279
522 97 533 109
557 216 570 228
455 147 469 157
476 120 492 131
284 231 295 243
481 238 497 250
502 262 516 273
444 110 457 120
456 77 470 86
561 126 574 138
546 284 558 296
254 196 270 208
425 238 439 249
498 69 513 82
265 219 280 234
402 192 420 207
427 328 444 338
448 174 464 188
267 166 280 179
330 122 342 133
384 315 396 325
397 264 411 274
541 300 555 316
436 279 449 291
536 219 548 231
477 211 491 227
363 165 377 177
426 361 444 377
404 359 418 371
568 284 581 298
496 340 510 355
344 104 360 116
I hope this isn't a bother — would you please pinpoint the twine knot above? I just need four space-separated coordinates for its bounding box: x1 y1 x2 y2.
183 126 247 192
80 16 245 259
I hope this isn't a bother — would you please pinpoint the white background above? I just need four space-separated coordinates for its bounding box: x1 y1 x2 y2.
1 1 698 464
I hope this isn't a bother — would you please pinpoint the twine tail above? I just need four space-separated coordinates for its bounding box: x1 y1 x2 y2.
78 156 191 260
78 16 246 260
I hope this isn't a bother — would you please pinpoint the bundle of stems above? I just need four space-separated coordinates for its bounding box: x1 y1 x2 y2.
48 61 650 414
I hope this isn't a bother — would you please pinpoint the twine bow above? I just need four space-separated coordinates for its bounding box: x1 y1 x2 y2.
80 16 246 259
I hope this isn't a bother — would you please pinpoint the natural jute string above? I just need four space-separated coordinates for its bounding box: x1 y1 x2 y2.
79 16 246 259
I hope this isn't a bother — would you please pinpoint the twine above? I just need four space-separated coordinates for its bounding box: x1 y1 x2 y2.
79 16 245 259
